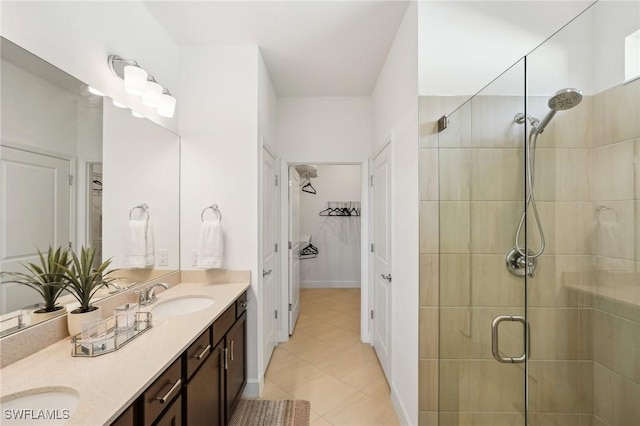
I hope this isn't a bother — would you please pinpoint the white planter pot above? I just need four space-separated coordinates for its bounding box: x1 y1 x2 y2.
31 306 67 325
67 306 102 337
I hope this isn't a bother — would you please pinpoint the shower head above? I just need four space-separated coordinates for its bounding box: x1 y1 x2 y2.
535 88 582 134
548 88 583 111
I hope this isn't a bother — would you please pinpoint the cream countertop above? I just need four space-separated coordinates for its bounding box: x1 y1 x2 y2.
0 280 250 426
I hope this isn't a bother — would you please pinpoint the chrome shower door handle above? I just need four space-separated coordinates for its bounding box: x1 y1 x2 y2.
491 315 528 363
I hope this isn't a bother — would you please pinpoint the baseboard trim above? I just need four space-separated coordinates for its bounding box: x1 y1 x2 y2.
391 384 412 426
243 377 263 398
301 281 360 289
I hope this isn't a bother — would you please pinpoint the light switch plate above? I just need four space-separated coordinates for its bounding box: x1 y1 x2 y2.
158 250 169 266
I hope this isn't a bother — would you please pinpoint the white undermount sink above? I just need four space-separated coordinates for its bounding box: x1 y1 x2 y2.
151 296 214 319
0 387 79 425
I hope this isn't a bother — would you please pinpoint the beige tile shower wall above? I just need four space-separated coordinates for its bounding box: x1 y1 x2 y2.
420 96 469 425
419 96 457 425
587 79 640 426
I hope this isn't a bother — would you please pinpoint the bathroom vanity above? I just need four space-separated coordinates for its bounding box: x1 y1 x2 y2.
0 278 250 426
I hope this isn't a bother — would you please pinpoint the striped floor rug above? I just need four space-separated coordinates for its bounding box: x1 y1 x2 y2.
229 400 311 426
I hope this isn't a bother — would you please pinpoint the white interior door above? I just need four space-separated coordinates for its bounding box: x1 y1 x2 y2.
0 146 71 314
262 148 278 369
372 143 392 379
288 166 301 334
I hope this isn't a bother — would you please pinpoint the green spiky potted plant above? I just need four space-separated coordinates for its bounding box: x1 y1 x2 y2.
0 246 70 323
57 246 116 336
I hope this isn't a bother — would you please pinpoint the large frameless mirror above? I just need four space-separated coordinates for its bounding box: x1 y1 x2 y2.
0 37 180 337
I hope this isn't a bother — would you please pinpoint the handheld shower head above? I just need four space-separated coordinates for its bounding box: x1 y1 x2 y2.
535 88 582 134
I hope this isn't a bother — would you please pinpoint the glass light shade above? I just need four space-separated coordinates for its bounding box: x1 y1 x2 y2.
124 65 147 96
157 93 176 118
87 86 105 96
142 80 163 107
112 99 127 108
131 110 144 118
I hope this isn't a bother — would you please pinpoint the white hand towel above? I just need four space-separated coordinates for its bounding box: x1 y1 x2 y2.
126 219 154 268
197 220 224 269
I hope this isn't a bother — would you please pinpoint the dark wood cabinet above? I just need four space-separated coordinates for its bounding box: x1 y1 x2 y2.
224 312 247 425
143 358 182 426
186 340 224 426
154 395 182 426
111 404 135 426
111 291 247 426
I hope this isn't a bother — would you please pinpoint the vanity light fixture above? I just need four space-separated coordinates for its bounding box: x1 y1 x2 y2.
108 55 176 118
142 78 163 108
87 86 105 96
112 99 127 108
157 89 176 118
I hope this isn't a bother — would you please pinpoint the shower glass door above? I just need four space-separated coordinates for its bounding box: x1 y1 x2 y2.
525 2 640 425
437 58 528 424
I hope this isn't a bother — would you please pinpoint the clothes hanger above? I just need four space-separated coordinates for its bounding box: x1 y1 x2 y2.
301 181 316 194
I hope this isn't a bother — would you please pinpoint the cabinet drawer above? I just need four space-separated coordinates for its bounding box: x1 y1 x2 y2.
142 358 182 426
185 327 212 380
236 292 248 318
212 305 235 346
153 394 182 426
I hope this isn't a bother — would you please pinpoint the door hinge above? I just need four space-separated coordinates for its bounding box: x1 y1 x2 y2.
370 243 374 253
288 303 292 312
68 174 74 186
275 310 278 319
275 243 278 253
275 175 279 186
288 241 292 250
370 175 374 187
370 310 374 320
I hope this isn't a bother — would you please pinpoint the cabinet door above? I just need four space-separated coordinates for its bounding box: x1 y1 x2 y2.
110 404 134 426
153 395 181 426
225 312 247 424
187 340 224 426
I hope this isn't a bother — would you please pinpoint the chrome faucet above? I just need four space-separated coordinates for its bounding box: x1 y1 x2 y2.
103 281 124 294
136 282 170 306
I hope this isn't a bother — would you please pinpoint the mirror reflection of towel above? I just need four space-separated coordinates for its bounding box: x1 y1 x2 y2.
197 221 224 269
126 219 154 268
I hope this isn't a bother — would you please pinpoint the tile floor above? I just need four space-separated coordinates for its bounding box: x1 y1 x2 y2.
259 288 400 426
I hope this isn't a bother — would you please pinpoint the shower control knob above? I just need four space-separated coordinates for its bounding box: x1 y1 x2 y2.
505 248 537 278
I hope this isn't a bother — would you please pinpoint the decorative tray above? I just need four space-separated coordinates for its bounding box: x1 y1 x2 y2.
71 311 152 357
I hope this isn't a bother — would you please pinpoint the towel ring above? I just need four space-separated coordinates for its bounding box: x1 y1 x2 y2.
201 204 222 223
596 205 619 222
129 203 150 221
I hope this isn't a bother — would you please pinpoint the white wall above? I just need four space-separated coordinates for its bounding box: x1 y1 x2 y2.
371 2 418 425
178 45 261 390
258 50 278 154
1 59 79 157
277 97 371 162
102 101 180 271
0 1 180 132
299 164 361 288
418 1 593 96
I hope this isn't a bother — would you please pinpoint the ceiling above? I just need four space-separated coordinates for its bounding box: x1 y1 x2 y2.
143 1 410 97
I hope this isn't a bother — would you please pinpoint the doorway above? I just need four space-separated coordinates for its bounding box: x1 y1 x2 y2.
279 162 370 344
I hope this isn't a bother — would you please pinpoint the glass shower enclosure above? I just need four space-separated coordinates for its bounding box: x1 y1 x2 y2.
419 1 640 425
